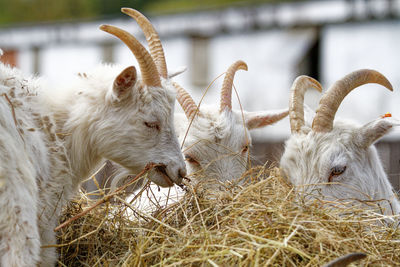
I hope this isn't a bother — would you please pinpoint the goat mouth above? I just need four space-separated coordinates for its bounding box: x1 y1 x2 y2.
155 165 174 186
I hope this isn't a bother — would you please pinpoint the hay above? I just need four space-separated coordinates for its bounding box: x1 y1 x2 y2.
57 166 400 266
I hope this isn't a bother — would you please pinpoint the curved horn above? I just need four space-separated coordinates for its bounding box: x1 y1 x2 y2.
289 76 323 133
220 60 248 113
312 69 393 133
100 24 161 87
173 82 199 120
322 252 367 267
122 8 168 79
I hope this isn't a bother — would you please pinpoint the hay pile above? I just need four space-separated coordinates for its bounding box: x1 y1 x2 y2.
57 166 400 266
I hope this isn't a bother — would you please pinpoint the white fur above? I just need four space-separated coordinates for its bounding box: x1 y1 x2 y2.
176 105 289 182
176 107 254 182
102 103 288 193
0 62 186 266
280 116 400 217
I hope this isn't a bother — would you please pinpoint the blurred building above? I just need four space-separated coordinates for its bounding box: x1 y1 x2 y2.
1 0 400 189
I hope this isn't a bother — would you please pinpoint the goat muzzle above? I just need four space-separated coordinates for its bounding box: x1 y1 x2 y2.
155 164 174 187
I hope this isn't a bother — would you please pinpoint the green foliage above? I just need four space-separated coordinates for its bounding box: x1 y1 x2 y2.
0 0 147 26
91 0 147 17
0 0 280 26
145 0 276 14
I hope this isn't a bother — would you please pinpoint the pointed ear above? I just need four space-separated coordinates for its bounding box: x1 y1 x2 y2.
112 66 137 101
357 116 400 148
243 108 289 130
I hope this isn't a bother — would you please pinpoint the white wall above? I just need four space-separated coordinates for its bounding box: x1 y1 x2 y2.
322 21 400 139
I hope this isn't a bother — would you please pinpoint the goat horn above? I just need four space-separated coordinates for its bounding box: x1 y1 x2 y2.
312 69 393 133
289 76 322 133
100 24 161 88
220 60 248 113
173 82 199 120
122 8 168 79
321 252 367 267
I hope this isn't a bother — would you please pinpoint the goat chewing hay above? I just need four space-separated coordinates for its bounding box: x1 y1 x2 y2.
56 165 400 266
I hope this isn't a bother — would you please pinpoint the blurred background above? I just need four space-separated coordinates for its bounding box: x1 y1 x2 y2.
1 0 400 190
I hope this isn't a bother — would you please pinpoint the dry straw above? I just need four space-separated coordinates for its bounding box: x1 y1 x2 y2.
57 165 400 266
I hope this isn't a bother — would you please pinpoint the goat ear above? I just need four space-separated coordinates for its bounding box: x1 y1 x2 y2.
357 116 400 148
243 108 289 130
112 66 137 101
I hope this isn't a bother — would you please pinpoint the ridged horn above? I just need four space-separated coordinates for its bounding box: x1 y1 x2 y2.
289 76 322 133
100 24 161 87
173 82 199 120
312 69 393 133
220 60 248 113
122 8 168 78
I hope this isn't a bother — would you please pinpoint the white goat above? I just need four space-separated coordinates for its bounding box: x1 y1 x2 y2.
173 60 288 182
280 69 400 217
0 8 186 266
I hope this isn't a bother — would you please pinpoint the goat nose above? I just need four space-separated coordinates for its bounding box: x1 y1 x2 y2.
179 168 187 179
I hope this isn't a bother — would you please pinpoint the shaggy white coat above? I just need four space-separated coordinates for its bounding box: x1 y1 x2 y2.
175 106 288 182
280 116 400 218
0 62 185 266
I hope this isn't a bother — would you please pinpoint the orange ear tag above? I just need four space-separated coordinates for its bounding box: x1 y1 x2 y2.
381 112 392 118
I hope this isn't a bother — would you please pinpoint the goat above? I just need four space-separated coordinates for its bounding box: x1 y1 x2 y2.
0 8 186 266
280 69 400 218
173 60 288 182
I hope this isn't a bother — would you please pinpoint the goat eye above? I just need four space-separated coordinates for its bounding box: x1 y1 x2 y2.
185 154 200 165
144 121 160 130
328 166 346 182
241 145 249 154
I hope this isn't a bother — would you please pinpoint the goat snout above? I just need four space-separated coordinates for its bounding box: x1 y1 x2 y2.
154 165 174 187
165 163 186 185
149 162 186 188
178 168 187 180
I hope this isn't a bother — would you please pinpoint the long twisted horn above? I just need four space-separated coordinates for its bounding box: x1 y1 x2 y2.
220 60 248 113
100 25 161 87
312 69 393 133
173 82 199 120
289 76 322 133
122 8 168 78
